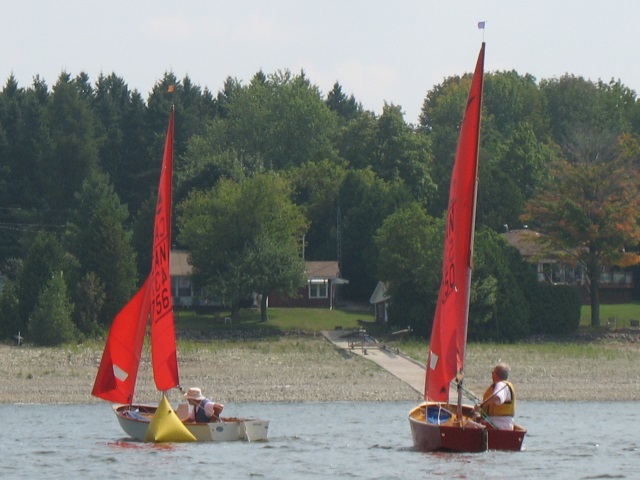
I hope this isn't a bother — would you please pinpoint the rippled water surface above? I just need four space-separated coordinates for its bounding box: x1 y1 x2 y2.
1 401 638 479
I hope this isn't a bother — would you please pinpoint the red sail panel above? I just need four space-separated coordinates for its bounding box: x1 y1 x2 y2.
425 43 485 402
92 277 151 403
149 108 179 391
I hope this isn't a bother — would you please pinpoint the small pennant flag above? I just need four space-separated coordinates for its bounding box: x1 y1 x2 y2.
478 21 486 29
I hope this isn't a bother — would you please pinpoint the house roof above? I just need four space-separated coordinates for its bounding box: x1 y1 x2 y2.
305 261 342 280
169 254 348 282
170 250 193 276
504 229 544 258
169 254 349 284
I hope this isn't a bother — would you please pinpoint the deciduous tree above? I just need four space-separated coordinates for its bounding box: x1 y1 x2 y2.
522 130 640 326
178 173 307 319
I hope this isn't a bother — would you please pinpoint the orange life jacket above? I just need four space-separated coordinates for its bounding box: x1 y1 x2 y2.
483 381 516 417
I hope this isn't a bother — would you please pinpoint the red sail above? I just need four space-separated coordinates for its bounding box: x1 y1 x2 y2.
425 43 485 402
92 277 151 403
150 108 179 391
92 109 178 402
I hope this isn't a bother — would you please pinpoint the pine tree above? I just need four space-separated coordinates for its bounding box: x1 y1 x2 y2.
28 271 76 346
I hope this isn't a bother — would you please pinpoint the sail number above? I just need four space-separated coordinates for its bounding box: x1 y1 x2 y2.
153 287 171 315
441 201 456 301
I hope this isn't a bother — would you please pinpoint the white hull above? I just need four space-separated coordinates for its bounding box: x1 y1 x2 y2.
114 404 269 442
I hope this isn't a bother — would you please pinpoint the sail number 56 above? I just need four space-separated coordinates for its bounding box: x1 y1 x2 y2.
154 288 171 315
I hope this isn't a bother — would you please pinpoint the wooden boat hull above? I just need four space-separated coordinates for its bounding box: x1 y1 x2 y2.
409 402 526 452
487 423 527 451
114 404 269 442
409 402 487 453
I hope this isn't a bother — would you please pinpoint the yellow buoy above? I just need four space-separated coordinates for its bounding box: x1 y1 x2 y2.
144 394 196 443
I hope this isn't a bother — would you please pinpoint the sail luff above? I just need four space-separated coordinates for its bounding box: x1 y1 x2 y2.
425 43 485 402
150 107 179 391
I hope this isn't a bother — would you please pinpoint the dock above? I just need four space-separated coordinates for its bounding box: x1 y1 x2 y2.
321 329 426 394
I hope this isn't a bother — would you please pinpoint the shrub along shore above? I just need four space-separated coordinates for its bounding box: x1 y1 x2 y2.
1 333 639 405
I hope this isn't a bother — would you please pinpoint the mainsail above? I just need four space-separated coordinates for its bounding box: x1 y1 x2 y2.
149 108 179 392
425 43 485 402
92 108 178 402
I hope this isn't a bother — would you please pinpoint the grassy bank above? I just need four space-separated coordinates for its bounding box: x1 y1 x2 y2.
175 301 640 333
580 302 640 327
175 306 371 333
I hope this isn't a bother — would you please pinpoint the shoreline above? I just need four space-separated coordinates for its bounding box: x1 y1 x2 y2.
2 334 640 404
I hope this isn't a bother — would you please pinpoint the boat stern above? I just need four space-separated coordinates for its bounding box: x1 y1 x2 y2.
409 402 487 453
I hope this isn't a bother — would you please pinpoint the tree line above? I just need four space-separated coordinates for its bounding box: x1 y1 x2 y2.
0 67 639 345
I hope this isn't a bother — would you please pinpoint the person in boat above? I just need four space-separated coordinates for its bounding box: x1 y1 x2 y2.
474 363 516 430
184 387 224 423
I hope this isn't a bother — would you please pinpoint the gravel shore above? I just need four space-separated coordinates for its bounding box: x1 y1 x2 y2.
2 333 639 404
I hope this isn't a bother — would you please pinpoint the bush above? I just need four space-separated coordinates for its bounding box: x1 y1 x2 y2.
468 229 533 342
528 283 581 334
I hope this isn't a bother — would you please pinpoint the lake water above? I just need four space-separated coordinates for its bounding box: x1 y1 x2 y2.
0 401 638 479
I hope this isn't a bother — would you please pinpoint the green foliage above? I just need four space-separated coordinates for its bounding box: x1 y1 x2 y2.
469 229 533 341
529 283 581 334
286 160 347 261
1 66 640 342
178 173 307 317
130 193 155 279
419 74 474 214
215 70 340 171
372 104 435 203
339 169 413 300
17 232 68 333
482 70 550 139
325 82 361 122
580 302 640 327
246 233 307 321
478 123 555 231
92 73 151 214
28 271 76 346
0 280 20 339
541 75 636 140
73 271 106 336
44 73 99 212
65 171 137 325
175 306 368 333
374 203 443 336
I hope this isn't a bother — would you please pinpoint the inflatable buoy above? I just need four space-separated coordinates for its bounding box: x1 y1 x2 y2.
144 395 196 443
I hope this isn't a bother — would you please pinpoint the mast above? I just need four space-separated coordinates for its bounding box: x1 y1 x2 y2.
457 42 485 420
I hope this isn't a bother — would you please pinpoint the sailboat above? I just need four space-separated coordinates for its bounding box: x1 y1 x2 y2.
408 43 526 452
92 107 269 443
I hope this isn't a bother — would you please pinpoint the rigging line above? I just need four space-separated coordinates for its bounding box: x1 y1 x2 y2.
0 223 65 228
0 225 65 235
0 222 65 228
0 206 74 213
455 383 497 427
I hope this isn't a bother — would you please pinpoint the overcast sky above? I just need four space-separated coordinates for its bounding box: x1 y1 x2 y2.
2 1 638 124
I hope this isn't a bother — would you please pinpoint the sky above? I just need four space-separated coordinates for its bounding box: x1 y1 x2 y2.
2 1 639 124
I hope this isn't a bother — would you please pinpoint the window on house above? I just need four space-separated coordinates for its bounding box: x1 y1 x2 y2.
178 284 192 297
309 279 328 299
172 277 192 297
